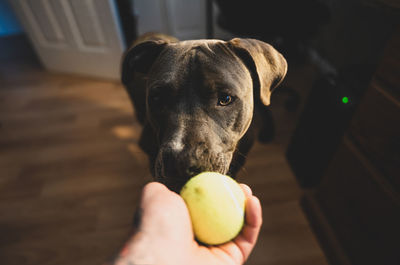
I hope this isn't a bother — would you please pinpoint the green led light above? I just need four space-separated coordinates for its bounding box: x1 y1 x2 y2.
342 97 349 104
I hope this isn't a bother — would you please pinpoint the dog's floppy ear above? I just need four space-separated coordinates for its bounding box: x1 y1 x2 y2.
121 40 167 124
227 38 287 106
121 40 167 84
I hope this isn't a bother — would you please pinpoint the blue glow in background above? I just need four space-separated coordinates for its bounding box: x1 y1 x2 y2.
0 0 23 36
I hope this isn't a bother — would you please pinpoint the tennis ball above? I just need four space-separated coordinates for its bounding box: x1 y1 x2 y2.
180 172 246 245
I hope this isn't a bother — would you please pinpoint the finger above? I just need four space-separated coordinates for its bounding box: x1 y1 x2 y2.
233 195 262 262
215 194 262 264
131 183 165 232
242 195 263 243
138 182 192 235
137 182 172 227
141 182 170 204
239 183 252 197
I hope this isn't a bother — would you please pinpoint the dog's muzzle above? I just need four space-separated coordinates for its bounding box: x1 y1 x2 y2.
154 143 232 192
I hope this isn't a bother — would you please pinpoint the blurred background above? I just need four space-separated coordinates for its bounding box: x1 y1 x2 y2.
0 0 399 265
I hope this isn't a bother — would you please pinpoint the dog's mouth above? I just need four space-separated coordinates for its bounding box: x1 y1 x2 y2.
154 152 231 193
159 178 190 193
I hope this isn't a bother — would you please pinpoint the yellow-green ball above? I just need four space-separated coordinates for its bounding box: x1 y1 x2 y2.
180 172 246 245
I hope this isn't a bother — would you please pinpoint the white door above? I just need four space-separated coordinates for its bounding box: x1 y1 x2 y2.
134 0 207 41
9 0 125 80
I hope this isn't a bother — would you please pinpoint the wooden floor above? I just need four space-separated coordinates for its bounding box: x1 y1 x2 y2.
0 52 328 264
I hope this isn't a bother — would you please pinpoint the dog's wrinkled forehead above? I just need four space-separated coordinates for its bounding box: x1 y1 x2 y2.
176 39 225 50
147 39 251 93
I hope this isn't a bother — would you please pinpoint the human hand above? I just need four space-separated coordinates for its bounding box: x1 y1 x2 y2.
110 181 262 265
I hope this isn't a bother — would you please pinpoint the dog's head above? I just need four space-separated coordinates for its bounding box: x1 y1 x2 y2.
122 38 287 191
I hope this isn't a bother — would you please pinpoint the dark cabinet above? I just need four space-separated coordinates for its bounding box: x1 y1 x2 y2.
302 29 400 265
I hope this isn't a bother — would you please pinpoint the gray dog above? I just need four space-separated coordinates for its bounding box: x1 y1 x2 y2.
121 33 287 192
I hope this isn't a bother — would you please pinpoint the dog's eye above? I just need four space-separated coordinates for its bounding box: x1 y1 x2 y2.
218 93 234 106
